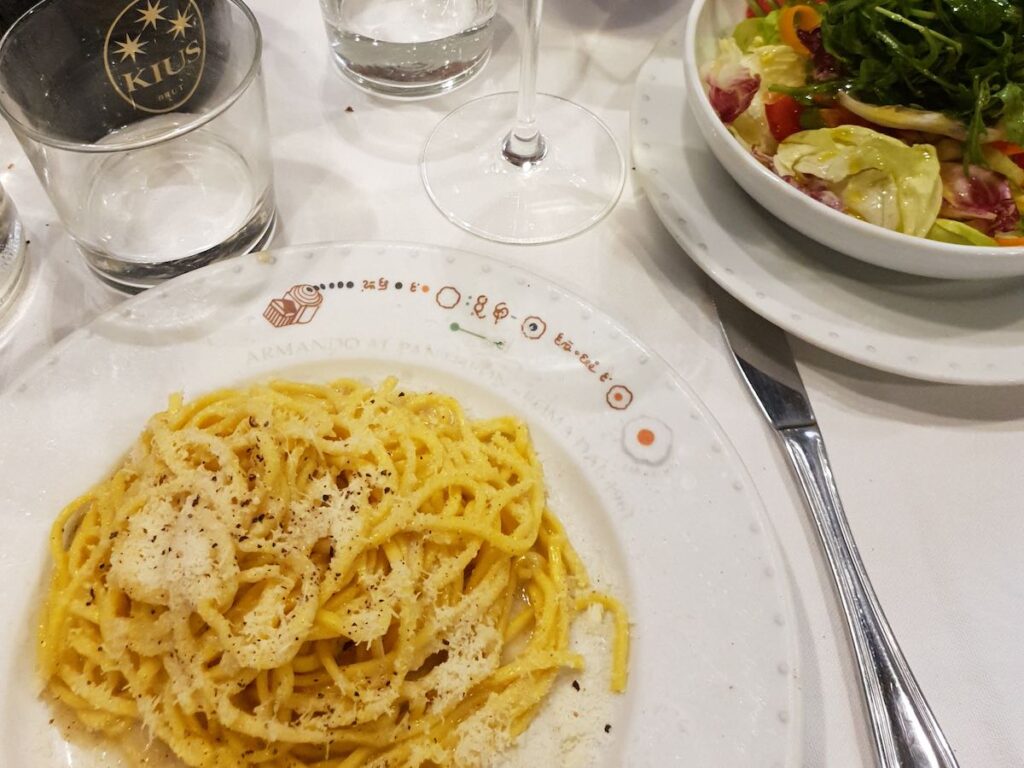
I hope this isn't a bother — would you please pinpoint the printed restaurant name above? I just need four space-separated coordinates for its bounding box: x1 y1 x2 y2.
104 0 206 113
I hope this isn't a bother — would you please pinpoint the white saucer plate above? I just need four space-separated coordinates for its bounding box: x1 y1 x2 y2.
632 17 1024 386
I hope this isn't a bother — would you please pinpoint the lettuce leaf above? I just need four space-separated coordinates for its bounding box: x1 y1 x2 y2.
774 126 942 237
733 11 781 52
997 83 1024 146
926 219 999 246
981 145 1024 188
748 44 807 90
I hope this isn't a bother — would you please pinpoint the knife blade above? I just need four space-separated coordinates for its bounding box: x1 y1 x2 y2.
713 290 814 431
714 287 958 768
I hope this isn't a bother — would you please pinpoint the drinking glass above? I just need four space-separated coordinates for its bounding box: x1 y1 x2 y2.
421 0 624 243
319 0 496 99
0 0 275 291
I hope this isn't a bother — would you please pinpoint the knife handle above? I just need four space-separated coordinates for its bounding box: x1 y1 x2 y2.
780 425 959 768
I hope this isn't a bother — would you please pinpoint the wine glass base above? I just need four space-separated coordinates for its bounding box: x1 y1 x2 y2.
421 92 625 244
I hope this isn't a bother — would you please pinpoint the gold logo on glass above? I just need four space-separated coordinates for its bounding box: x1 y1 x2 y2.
104 0 206 113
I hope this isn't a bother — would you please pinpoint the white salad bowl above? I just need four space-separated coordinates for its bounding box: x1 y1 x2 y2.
683 0 1024 280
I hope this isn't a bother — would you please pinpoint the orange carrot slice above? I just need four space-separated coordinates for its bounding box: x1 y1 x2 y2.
779 5 821 56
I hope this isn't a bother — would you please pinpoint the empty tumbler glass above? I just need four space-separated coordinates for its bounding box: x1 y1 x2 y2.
0 0 276 291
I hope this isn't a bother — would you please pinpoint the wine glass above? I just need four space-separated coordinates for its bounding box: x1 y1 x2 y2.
420 0 625 244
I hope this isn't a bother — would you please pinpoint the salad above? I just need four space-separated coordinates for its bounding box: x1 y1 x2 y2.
702 0 1024 246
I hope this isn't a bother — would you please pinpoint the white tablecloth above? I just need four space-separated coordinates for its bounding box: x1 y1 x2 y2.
1 0 1020 765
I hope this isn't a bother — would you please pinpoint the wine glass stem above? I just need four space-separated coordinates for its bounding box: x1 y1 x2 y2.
503 0 547 166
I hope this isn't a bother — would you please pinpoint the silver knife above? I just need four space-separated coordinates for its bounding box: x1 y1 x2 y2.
715 288 959 768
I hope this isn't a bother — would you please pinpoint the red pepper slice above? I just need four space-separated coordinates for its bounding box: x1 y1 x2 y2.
765 94 803 142
991 140 1024 156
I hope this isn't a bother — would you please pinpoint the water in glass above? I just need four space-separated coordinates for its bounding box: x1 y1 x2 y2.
321 0 496 98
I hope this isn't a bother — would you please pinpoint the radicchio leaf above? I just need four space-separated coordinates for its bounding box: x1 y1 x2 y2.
797 28 841 82
938 163 1019 234
782 174 844 211
751 146 775 169
707 66 761 123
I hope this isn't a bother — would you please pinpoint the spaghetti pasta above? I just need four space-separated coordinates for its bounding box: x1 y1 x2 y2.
37 378 629 767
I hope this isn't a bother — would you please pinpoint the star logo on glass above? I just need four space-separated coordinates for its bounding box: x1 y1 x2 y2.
104 0 206 114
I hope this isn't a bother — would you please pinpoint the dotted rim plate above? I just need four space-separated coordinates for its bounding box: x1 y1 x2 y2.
0 242 800 767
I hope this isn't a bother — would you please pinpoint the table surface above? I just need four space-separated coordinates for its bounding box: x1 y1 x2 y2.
2 0 1021 765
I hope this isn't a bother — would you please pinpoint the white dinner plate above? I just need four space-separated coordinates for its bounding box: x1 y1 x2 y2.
632 16 1024 386
0 242 799 767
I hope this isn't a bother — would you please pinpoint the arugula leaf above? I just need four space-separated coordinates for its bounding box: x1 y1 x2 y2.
771 81 841 105
942 0 1018 35
807 0 1024 162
